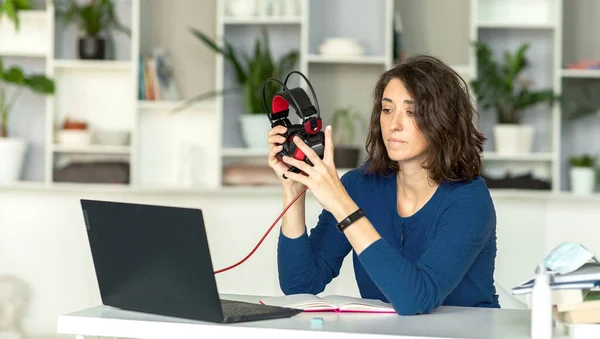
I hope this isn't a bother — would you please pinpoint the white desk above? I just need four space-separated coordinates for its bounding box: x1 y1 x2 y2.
57 294 568 339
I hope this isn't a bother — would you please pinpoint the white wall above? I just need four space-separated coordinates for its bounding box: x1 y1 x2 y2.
1 187 600 338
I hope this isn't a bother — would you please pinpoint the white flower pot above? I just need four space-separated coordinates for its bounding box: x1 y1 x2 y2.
494 124 534 154
0 137 27 184
226 0 256 17
570 167 596 195
240 114 271 149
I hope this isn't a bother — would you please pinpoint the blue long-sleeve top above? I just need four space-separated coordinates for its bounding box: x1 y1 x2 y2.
277 165 500 315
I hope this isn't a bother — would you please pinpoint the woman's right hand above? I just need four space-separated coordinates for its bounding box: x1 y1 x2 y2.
268 126 306 192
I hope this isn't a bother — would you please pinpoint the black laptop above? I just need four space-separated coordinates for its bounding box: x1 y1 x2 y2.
79 199 302 323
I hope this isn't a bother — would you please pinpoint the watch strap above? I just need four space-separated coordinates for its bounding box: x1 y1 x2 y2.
336 208 365 232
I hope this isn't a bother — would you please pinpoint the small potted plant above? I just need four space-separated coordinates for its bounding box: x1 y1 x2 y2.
331 107 366 169
186 26 299 149
569 154 597 195
54 0 131 60
471 41 556 155
0 57 55 184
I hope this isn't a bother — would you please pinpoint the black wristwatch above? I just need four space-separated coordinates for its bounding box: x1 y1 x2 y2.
336 208 365 232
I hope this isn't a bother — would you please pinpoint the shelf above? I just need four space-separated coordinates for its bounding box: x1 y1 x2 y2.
482 152 554 161
561 69 600 79
2 181 599 202
54 60 132 71
0 50 47 58
53 144 131 155
307 54 388 65
477 22 555 30
223 16 302 25
137 100 217 113
222 148 269 157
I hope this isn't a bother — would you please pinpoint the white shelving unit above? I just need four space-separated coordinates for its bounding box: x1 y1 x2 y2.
467 0 563 192
0 0 222 190
1 0 598 194
215 0 395 186
469 0 600 193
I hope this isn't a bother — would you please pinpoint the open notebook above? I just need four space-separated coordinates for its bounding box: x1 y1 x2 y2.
259 294 396 313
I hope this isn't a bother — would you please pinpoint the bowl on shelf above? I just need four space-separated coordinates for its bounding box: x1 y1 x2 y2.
56 129 91 146
93 130 130 146
319 38 365 57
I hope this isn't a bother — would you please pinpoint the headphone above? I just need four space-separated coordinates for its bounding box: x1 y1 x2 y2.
262 70 325 174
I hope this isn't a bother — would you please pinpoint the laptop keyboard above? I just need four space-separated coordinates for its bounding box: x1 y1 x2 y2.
220 299 296 317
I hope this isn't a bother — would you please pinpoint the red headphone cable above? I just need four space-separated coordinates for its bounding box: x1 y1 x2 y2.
214 185 309 274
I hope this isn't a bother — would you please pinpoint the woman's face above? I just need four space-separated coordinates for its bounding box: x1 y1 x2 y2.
379 78 429 164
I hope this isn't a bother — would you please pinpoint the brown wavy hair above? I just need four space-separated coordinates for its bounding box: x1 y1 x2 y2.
364 55 486 183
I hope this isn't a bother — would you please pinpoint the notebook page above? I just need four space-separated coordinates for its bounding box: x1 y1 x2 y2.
260 294 334 309
321 295 395 312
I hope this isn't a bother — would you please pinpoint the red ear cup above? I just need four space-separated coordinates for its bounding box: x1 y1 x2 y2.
293 148 305 161
272 95 289 115
304 118 322 135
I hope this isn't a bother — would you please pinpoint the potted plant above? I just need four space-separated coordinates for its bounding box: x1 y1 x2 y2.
471 41 556 155
54 0 131 60
331 107 366 169
569 154 597 195
188 26 299 149
0 57 54 184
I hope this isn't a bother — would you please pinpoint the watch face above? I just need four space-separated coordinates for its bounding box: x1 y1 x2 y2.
336 209 364 232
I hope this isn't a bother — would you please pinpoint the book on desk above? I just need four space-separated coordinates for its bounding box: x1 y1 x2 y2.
260 294 396 313
512 262 600 334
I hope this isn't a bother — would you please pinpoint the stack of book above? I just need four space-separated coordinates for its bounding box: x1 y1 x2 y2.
512 262 600 338
138 48 181 102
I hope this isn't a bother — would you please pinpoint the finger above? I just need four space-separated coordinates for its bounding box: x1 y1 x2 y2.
269 145 283 161
282 170 309 187
268 134 286 145
323 125 335 165
268 126 287 136
273 161 291 176
293 136 322 168
282 155 317 177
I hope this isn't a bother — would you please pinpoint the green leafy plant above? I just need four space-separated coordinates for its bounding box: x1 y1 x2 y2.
471 41 557 124
0 58 55 138
569 154 596 168
331 107 366 146
54 0 130 37
185 26 299 115
0 0 32 30
54 0 130 59
561 80 600 120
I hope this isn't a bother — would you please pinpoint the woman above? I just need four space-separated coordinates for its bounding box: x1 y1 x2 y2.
266 55 500 316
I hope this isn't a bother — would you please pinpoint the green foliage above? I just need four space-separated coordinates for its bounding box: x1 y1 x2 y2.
569 154 596 168
54 0 130 37
331 107 367 145
561 79 600 120
471 41 557 124
0 0 32 30
0 58 55 137
187 26 299 115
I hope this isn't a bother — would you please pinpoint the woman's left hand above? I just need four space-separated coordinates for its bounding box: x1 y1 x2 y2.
281 125 358 221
